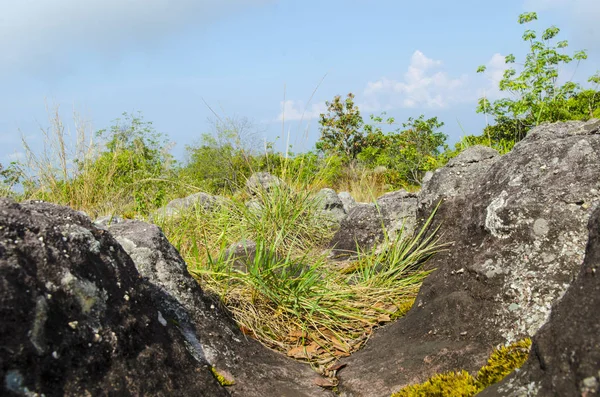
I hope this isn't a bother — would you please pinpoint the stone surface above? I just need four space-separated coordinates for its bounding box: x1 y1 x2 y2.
155 192 225 219
479 205 600 397
94 214 124 227
246 172 284 196
108 220 332 397
315 188 347 226
224 239 257 273
0 199 228 397
418 145 500 209
337 120 600 396
329 189 418 258
338 192 357 213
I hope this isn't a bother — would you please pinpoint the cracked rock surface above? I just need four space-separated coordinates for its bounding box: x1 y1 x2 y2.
0 200 331 397
337 119 600 396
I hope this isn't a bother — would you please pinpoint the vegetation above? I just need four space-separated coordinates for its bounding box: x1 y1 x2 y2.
392 338 532 396
474 11 599 151
157 184 443 368
0 9 596 392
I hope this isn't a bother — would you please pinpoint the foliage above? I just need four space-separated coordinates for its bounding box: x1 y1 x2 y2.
392 338 532 396
179 116 259 194
317 93 367 161
476 12 597 145
0 162 23 197
358 115 448 188
158 183 442 366
19 110 174 217
90 112 174 215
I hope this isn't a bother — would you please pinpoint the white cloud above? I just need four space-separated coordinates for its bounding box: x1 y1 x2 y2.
0 0 275 74
7 151 25 162
276 100 327 122
362 50 468 110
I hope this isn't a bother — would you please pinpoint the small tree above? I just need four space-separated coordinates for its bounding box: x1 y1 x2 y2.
476 12 591 143
317 93 366 161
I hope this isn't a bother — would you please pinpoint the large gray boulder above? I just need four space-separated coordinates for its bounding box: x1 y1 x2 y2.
108 220 332 397
329 189 418 258
0 199 229 396
337 119 600 396
479 204 600 396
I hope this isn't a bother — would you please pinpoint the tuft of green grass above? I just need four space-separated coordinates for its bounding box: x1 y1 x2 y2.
160 195 443 366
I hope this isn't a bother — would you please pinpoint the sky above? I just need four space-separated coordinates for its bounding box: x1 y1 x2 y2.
1 0 599 166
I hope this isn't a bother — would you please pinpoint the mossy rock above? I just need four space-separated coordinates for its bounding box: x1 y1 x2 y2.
391 338 531 397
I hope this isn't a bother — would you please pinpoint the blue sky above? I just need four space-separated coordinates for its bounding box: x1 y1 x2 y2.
1 0 599 165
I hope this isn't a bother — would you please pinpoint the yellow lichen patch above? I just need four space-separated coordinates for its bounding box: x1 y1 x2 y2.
210 366 235 386
391 338 532 397
475 338 532 389
392 370 478 397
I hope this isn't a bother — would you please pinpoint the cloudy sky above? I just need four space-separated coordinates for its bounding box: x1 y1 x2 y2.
1 0 599 164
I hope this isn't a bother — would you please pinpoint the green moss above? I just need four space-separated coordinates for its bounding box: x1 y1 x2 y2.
475 338 531 389
210 366 235 386
392 370 478 397
391 338 532 397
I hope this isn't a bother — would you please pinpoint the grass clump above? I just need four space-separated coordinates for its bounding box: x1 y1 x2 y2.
392 338 532 397
158 184 443 369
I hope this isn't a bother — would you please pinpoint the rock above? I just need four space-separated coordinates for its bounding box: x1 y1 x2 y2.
479 204 600 397
329 189 418 258
94 214 124 227
418 145 500 209
246 172 284 196
107 220 332 397
376 190 418 240
245 198 263 214
0 199 229 396
224 239 257 273
328 203 378 258
315 188 346 226
337 120 600 396
155 192 225 219
338 192 357 213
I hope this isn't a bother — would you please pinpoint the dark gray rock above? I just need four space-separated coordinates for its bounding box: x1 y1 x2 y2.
337 119 600 396
329 189 418 258
376 190 418 240
0 199 229 397
479 204 600 397
418 145 500 209
246 172 284 196
108 221 332 397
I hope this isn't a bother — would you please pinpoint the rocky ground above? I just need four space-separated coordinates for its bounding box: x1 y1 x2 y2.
1 119 599 396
